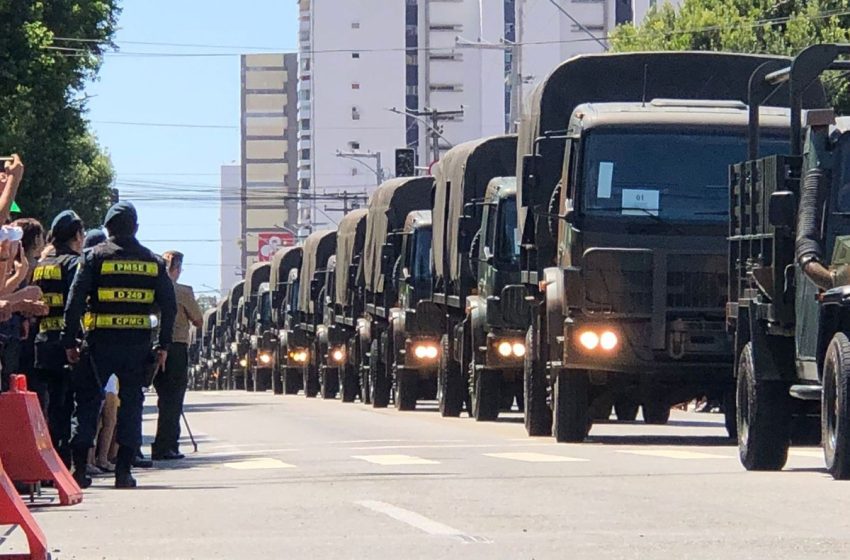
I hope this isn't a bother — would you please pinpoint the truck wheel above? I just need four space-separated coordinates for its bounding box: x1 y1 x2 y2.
395 369 417 411
737 342 790 471
246 369 255 392
369 339 390 408
523 325 552 436
614 400 639 422
471 368 501 422
303 364 319 398
272 364 283 395
722 386 737 440
340 361 358 403
283 367 300 395
320 366 339 400
823 332 850 479
642 401 670 425
438 335 464 417
553 370 590 443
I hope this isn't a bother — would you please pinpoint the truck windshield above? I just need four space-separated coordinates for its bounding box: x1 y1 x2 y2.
496 197 519 266
260 293 272 325
411 228 433 281
581 129 787 222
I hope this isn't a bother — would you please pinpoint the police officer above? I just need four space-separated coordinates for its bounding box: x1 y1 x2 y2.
31 211 85 470
62 202 177 489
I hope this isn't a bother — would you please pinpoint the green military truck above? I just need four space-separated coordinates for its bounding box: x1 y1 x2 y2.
243 262 272 391
213 296 230 388
727 44 850 478
386 210 441 410
297 230 338 398
516 52 808 442
199 308 218 390
327 209 369 403
272 246 305 395
359 177 434 407
427 136 519 420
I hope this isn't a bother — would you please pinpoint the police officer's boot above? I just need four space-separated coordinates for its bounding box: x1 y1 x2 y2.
115 446 137 489
71 447 92 489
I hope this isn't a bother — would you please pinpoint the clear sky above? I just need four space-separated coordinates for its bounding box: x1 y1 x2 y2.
84 0 298 298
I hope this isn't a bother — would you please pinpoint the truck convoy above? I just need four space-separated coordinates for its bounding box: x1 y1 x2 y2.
195 46 850 478
243 262 272 392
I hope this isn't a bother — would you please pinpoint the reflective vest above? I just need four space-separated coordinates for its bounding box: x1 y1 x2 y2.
32 254 76 334
86 257 160 331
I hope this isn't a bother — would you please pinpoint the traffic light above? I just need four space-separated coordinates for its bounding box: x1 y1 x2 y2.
395 148 415 177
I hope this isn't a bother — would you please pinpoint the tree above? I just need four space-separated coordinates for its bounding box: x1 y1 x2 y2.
0 1 120 227
610 0 850 111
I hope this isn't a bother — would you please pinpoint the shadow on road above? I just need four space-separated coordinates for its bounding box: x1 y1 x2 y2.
587 435 735 447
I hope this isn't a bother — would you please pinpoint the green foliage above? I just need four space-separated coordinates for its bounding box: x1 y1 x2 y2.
611 0 850 111
0 1 120 228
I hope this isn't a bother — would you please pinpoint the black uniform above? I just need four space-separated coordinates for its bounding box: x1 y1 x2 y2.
31 246 80 463
61 234 176 479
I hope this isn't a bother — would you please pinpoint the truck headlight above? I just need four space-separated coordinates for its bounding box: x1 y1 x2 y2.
413 343 438 360
512 343 526 357
497 341 513 357
578 330 619 352
239 357 248 368
331 347 346 363
258 352 272 365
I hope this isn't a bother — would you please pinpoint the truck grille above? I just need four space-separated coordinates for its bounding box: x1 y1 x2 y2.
667 255 727 310
583 250 653 314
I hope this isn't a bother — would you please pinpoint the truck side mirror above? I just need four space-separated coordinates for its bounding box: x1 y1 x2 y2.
768 191 796 229
521 154 542 207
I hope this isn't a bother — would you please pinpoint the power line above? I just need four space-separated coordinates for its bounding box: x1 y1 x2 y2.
93 120 237 130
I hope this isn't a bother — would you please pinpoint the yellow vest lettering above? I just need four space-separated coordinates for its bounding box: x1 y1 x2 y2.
97 288 155 304
33 265 62 282
101 261 159 277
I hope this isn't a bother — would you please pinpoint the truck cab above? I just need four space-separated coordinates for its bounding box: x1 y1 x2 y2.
244 262 271 391
270 246 303 395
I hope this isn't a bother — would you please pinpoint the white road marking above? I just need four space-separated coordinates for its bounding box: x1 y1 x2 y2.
356 500 491 544
346 442 551 451
790 449 824 459
618 450 732 460
484 452 588 463
352 454 439 466
328 439 465 445
223 458 296 470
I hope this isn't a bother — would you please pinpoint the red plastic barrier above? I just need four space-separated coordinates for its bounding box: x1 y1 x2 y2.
0 458 48 560
0 375 82 506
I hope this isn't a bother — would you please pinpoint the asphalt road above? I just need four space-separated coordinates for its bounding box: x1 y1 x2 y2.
29 391 850 560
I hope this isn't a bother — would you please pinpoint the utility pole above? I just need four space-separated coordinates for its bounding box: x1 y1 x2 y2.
324 190 368 217
335 150 386 186
390 107 463 166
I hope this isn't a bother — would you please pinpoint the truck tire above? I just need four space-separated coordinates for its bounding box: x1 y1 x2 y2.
614 400 639 422
369 339 390 408
340 361 358 403
553 370 590 443
722 386 737 440
303 364 319 398
283 367 301 395
737 342 790 471
272 364 283 395
395 370 417 411
246 368 255 392
642 401 670 425
438 335 464 417
320 366 339 400
823 332 850 480
523 325 552 436
254 368 272 392
471 368 501 422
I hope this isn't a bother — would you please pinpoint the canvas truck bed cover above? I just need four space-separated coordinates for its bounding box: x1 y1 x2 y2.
432 135 517 294
215 296 230 326
362 176 435 294
270 246 302 289
227 281 244 316
515 51 827 246
298 230 337 315
244 262 271 308
202 308 217 338
334 208 369 306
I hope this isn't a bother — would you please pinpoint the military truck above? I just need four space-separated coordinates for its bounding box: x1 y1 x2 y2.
199 308 218 389
427 136 519 420
233 295 248 388
386 210 441 410
214 296 230 388
297 230 338 398
243 262 272 391
270 246 304 394
327 209 369 403
516 52 808 442
359 177 434 407
727 44 850 478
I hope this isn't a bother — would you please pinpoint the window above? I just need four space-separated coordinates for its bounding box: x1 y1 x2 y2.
352 21 360 29
349 141 360 150
300 149 311 160
300 119 311 130
430 83 463 92
352 52 360 59
429 53 463 62
352 82 360 90
351 106 361 120
429 24 463 32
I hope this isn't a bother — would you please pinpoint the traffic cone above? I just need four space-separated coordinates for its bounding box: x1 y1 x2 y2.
0 375 82 506
0 457 48 560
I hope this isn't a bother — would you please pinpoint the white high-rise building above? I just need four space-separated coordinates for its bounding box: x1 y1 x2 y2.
219 164 242 295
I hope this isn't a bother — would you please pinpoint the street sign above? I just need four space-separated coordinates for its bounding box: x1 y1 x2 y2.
257 231 295 262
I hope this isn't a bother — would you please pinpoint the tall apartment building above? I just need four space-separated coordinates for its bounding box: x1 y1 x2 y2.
297 0 406 230
219 163 242 294
240 53 300 270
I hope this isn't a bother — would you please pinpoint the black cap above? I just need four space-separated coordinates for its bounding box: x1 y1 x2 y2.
50 210 82 239
103 201 138 233
83 228 107 249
